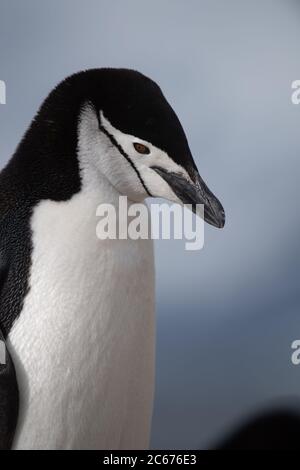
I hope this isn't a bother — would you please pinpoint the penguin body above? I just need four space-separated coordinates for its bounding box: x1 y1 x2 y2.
0 69 224 449
9 181 155 449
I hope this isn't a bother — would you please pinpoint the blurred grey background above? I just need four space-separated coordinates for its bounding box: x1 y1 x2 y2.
0 0 300 449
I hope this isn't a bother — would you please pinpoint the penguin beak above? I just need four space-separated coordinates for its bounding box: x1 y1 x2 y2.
151 166 225 228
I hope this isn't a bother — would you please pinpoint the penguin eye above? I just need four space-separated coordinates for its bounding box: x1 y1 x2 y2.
133 143 150 155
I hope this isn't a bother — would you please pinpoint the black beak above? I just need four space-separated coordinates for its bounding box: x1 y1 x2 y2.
151 166 225 228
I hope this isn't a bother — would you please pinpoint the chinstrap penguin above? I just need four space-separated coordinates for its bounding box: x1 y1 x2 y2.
0 68 225 449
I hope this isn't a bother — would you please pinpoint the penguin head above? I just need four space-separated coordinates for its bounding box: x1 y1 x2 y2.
74 69 225 228
16 69 225 228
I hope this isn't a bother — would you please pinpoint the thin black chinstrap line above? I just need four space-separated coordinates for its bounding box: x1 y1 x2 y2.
98 116 152 197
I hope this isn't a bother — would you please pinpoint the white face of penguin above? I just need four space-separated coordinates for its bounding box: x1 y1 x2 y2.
78 104 190 203
78 102 225 229
100 111 194 204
